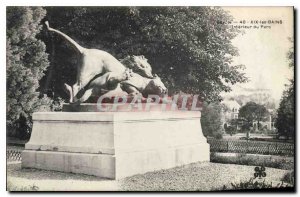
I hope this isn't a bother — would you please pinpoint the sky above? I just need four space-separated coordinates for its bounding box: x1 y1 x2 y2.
222 7 294 102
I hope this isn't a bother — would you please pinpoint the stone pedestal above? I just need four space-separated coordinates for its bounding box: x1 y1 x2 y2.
22 105 210 179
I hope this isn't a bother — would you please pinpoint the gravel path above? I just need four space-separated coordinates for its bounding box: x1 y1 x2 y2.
7 162 289 191
120 162 289 191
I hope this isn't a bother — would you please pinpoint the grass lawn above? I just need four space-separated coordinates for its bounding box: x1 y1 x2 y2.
210 153 294 170
7 162 290 191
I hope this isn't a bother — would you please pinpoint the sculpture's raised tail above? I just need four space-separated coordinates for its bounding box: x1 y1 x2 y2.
45 21 85 54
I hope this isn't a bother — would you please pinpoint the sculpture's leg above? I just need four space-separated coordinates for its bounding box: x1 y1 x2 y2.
73 88 93 104
87 71 129 91
72 74 108 103
64 83 73 103
100 84 128 99
72 69 133 103
72 84 81 100
122 85 141 96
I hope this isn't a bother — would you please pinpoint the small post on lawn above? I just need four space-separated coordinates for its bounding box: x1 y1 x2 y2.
227 141 229 152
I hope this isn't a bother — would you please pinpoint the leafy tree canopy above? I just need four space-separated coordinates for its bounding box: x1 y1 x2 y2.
275 38 294 138
275 84 294 137
239 102 269 124
40 6 247 102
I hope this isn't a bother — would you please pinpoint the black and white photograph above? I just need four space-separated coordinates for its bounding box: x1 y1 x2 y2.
5 4 295 192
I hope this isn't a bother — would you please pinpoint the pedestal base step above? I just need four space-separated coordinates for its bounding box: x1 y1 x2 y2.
22 143 209 179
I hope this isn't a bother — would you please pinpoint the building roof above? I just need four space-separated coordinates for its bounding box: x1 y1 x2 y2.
221 99 241 110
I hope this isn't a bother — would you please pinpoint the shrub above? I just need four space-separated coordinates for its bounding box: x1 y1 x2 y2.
7 7 56 139
231 178 283 190
214 132 223 139
214 178 291 191
225 126 235 135
281 171 294 185
201 102 223 138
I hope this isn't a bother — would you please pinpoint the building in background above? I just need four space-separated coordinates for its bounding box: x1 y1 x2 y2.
220 98 241 133
221 99 241 121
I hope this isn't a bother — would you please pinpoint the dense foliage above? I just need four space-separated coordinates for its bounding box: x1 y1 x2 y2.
201 102 223 138
275 84 294 138
40 7 247 102
239 102 268 130
275 39 294 138
281 170 294 186
6 7 56 139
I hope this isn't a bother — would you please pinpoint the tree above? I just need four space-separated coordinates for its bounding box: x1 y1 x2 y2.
275 38 294 138
40 7 247 102
6 7 54 139
227 118 241 134
275 85 294 138
239 102 268 131
201 102 223 138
